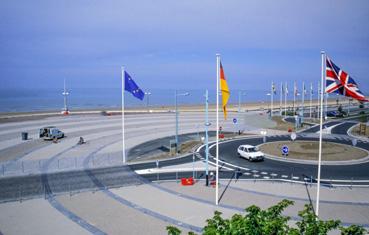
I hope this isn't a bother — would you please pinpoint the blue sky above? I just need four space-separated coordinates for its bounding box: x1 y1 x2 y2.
1 0 369 93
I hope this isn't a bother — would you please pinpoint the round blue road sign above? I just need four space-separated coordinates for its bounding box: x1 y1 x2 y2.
281 145 289 155
233 118 237 124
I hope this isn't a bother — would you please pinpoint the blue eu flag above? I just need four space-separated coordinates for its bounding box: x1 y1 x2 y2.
124 71 145 100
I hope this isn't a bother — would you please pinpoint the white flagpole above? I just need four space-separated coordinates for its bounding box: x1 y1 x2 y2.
316 51 325 216
215 53 220 205
121 67 126 164
293 81 296 114
284 82 287 118
310 82 313 119
302 81 305 120
280 82 283 115
271 81 274 117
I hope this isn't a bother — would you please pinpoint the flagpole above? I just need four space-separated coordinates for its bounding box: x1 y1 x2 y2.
302 81 304 121
310 82 313 119
316 51 325 216
280 82 283 115
121 66 126 164
271 81 273 117
293 81 296 114
215 53 220 205
284 82 287 118
205 89 209 186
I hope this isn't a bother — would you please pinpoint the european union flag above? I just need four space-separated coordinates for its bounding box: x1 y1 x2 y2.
124 71 145 100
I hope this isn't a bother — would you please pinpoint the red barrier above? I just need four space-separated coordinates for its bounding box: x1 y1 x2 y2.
181 177 194 186
219 134 224 139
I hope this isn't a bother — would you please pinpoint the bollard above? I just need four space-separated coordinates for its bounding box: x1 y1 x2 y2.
19 185 22 203
330 178 333 189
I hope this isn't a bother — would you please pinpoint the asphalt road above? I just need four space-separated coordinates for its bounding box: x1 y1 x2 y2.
205 135 369 180
1 119 367 202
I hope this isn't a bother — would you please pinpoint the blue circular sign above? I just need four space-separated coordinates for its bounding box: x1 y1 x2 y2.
281 145 289 154
233 118 237 124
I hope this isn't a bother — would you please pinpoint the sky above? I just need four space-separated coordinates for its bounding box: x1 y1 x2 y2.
1 0 369 93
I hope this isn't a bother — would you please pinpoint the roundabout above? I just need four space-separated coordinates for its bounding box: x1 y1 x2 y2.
198 131 369 184
259 140 368 163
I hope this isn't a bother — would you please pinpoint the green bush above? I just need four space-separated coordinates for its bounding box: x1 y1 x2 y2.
166 200 366 235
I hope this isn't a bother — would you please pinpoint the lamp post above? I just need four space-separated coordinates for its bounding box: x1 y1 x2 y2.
145 92 151 112
62 79 69 114
238 91 246 113
204 89 211 186
266 93 271 118
175 90 189 153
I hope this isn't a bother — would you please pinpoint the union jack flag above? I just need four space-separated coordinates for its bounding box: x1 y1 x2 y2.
326 56 367 102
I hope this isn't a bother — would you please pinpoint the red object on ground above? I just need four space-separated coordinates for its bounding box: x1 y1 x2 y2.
62 111 70 115
210 180 216 187
181 177 195 186
288 128 292 132
219 134 224 139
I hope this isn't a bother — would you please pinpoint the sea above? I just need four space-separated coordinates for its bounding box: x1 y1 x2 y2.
0 87 308 113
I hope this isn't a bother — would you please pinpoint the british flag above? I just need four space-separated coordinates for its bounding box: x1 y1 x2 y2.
325 56 367 102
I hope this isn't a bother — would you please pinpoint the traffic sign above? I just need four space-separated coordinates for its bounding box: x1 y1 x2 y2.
281 145 289 155
233 118 237 124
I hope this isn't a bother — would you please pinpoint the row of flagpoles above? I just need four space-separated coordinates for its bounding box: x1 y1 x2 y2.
121 51 367 215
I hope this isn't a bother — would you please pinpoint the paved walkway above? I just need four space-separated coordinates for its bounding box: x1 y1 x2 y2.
1 112 368 234
1 178 368 234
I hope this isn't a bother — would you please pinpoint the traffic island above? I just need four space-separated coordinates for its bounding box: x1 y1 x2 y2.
258 140 369 164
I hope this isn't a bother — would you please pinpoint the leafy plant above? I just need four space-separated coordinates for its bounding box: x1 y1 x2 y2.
340 224 367 235
166 200 366 235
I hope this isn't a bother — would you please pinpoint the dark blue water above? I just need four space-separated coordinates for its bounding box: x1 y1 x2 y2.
0 88 301 113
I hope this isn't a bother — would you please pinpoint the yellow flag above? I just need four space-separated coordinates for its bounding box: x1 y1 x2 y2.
220 61 230 120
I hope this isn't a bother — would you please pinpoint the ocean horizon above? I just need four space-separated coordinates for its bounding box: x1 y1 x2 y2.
0 87 334 113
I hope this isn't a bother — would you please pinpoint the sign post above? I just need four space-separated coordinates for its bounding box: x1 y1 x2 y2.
281 145 289 157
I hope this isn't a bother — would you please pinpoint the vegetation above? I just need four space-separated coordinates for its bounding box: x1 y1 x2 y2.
166 200 366 235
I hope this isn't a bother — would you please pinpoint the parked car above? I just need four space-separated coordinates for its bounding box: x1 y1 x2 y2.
327 111 345 118
237 145 264 161
39 126 65 140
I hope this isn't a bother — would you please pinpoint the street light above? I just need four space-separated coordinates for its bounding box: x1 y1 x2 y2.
204 89 211 186
238 91 247 113
266 93 271 117
175 90 190 153
145 92 151 112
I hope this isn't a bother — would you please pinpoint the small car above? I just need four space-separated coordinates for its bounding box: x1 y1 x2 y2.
39 126 65 140
237 145 264 161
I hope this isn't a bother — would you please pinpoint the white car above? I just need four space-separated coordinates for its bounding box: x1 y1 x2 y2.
237 145 264 161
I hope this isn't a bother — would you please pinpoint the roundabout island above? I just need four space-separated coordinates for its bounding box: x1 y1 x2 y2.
259 140 368 163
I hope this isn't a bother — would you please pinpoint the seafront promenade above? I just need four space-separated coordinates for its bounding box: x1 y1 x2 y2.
0 109 368 234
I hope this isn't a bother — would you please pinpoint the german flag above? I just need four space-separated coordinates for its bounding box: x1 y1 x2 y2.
220 61 230 120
